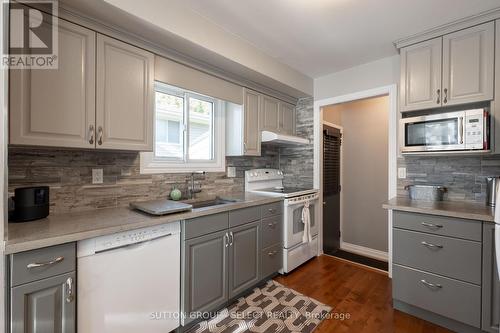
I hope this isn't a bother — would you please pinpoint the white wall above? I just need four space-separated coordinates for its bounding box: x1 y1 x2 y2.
314 55 400 100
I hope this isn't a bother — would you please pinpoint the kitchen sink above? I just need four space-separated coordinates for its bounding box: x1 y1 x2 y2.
190 198 238 209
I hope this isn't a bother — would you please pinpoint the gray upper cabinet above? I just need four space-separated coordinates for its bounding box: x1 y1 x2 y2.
279 103 296 135
228 221 260 298
11 272 76 333
442 22 494 106
482 223 500 333
96 35 154 151
400 37 442 112
182 230 228 324
261 95 280 131
10 19 96 148
400 21 495 112
243 89 261 156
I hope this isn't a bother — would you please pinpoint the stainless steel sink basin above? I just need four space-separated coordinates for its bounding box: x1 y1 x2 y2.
190 198 237 209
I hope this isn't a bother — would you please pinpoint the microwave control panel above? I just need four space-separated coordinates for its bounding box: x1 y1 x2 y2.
465 112 485 149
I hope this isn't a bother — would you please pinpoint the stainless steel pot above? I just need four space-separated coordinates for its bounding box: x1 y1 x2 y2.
405 185 447 201
486 176 500 207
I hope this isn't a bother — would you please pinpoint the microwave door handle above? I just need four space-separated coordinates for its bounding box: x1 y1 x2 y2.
459 116 465 145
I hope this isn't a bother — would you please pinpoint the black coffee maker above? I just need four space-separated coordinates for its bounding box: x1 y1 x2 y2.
9 186 50 222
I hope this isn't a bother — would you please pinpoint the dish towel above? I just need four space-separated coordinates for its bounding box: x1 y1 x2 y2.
302 201 312 244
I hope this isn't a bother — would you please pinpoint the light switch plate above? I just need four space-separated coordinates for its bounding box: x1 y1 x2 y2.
227 166 236 178
398 167 407 179
92 169 104 184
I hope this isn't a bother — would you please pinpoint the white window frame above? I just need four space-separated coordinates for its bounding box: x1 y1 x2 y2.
140 83 225 174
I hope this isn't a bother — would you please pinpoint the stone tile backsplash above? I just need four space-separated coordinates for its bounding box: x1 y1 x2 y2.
398 154 500 203
8 97 315 213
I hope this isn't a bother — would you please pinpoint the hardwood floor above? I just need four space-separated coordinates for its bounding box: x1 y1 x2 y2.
274 255 453 333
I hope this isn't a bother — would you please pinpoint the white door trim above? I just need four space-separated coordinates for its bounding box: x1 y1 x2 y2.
314 84 398 278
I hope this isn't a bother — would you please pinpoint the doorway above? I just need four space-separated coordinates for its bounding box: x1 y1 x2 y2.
314 85 398 276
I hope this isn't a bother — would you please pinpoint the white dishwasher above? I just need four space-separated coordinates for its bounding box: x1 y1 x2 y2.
77 222 180 333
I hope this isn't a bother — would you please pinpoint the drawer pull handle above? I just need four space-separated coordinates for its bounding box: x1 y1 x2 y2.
224 233 229 247
229 232 234 246
268 222 276 228
268 208 276 213
421 241 443 249
421 222 443 229
65 277 74 303
420 279 442 289
26 256 64 269
268 250 278 257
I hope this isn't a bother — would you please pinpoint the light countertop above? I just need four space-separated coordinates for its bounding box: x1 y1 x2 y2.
383 197 495 222
5 192 282 254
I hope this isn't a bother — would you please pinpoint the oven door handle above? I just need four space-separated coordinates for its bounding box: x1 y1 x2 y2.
285 197 319 206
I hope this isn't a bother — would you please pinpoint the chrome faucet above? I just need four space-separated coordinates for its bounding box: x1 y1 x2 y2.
188 171 205 199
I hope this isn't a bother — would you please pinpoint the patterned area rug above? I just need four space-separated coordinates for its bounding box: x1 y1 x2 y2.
188 280 332 333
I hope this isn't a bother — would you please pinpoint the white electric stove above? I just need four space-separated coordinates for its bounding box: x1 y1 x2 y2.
245 169 319 273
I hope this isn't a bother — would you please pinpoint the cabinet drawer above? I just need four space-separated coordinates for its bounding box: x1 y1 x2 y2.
261 243 282 279
229 206 261 227
393 211 481 241
261 215 282 248
261 202 282 219
11 243 76 287
393 264 481 328
393 228 481 284
183 213 228 240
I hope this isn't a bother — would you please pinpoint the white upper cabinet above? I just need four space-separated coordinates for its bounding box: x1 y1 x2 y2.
261 96 280 131
400 37 442 112
279 102 296 135
96 35 154 151
10 19 96 148
442 22 495 106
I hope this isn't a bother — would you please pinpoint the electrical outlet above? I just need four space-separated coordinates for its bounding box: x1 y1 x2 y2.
398 167 407 179
227 166 236 178
92 169 104 184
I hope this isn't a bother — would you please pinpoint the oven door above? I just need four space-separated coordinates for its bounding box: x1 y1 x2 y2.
401 111 466 152
284 194 319 249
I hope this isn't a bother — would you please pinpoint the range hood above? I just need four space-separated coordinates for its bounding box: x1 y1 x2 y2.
261 131 309 145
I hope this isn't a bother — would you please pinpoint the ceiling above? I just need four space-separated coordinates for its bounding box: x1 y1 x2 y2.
178 0 500 78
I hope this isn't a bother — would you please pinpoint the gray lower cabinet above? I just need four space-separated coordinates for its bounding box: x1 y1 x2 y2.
11 272 75 333
482 223 500 333
228 221 260 298
182 230 228 322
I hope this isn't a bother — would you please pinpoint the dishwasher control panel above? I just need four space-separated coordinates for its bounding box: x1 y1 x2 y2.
77 221 180 257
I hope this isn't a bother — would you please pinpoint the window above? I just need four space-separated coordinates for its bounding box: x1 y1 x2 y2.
141 82 225 173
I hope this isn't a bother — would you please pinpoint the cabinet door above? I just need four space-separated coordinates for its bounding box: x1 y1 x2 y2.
96 35 154 151
400 37 442 112
279 102 295 135
482 223 500 333
261 96 279 131
228 221 260 298
11 272 75 333
243 89 261 156
182 230 228 324
442 22 494 106
10 19 96 148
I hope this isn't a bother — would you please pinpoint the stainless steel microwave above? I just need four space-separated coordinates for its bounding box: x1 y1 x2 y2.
401 109 489 153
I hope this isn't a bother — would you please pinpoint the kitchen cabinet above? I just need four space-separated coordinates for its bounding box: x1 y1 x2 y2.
261 95 280 132
228 221 260 298
400 37 442 112
280 102 296 135
10 19 96 148
9 243 76 333
442 22 494 106
182 230 228 321
482 223 500 333
399 22 494 112
96 35 154 151
11 272 75 333
10 14 154 151
225 89 261 156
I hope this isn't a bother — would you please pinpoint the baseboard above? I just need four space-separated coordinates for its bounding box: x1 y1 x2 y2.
340 242 388 262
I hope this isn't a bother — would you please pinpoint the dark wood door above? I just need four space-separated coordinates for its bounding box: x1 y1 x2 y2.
323 125 342 255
